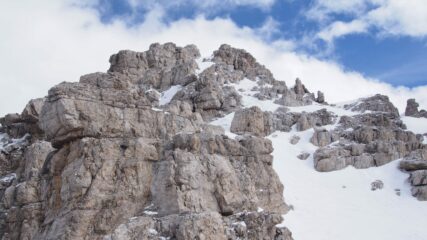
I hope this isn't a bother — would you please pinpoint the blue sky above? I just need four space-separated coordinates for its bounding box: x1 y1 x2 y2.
94 0 427 87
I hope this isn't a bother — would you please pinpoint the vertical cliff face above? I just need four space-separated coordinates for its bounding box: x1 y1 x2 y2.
0 43 299 240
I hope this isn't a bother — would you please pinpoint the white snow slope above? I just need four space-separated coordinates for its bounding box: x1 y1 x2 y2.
211 79 427 240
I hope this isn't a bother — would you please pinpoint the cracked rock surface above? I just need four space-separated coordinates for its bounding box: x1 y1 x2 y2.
0 43 296 240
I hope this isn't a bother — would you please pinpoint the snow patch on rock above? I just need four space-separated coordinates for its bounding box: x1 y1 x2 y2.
196 56 214 74
159 85 183 106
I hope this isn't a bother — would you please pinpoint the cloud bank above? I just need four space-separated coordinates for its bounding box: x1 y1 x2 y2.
0 0 426 116
309 0 427 43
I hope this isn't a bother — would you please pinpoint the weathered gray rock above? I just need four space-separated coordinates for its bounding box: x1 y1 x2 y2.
230 106 273 137
175 212 226 240
0 98 45 139
310 128 338 147
271 107 296 132
296 114 310 131
339 112 405 130
23 141 54 180
212 44 275 83
400 158 427 171
316 91 325 104
39 85 200 147
399 149 427 201
371 180 384 191
344 94 399 116
313 146 351 172
272 108 336 133
405 98 427 118
108 43 200 89
412 186 427 201
297 152 310 160
409 170 427 186
274 79 315 107
0 43 295 239
290 135 300 145
405 99 420 116
312 109 424 172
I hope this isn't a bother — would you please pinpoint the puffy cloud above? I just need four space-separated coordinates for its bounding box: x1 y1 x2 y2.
0 0 426 117
309 0 427 43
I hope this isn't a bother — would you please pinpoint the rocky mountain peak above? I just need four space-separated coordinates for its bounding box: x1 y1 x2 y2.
0 42 426 240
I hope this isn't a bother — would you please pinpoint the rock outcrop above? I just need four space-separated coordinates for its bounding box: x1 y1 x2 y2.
0 43 295 239
399 149 427 200
230 106 273 137
2 41 427 240
313 100 424 172
273 79 316 107
344 94 399 116
405 98 427 118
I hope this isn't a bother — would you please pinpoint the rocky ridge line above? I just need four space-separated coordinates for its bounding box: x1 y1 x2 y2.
1 42 427 240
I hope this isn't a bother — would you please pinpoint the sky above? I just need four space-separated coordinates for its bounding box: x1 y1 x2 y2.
0 0 427 116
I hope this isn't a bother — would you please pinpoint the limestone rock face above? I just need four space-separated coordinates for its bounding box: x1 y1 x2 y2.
405 98 427 118
344 94 399 116
229 107 337 138
212 44 275 83
0 98 45 140
0 43 295 239
312 106 424 172
108 43 200 90
230 106 273 137
310 128 338 147
274 79 315 107
399 149 427 200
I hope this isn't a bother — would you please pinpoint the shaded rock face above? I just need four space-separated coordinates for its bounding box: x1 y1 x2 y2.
0 43 294 239
405 98 427 118
0 98 45 140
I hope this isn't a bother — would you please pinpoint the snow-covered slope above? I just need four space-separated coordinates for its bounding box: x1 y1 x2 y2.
211 81 427 240
271 129 426 240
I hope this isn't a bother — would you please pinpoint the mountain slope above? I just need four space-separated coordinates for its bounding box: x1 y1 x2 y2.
0 43 426 240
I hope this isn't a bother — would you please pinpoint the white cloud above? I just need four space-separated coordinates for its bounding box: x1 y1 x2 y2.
317 19 368 42
0 0 426 118
309 0 427 43
256 16 282 41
